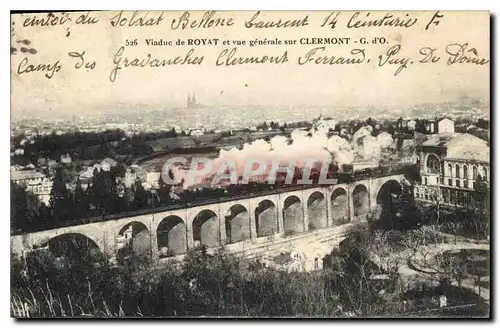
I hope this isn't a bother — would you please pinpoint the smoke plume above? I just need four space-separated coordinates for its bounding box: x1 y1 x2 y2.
169 118 395 189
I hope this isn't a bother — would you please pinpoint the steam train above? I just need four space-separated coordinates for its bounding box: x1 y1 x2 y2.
176 161 418 206
268 162 416 188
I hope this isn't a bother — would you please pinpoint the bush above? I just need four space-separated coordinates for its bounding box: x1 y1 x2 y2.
11 238 406 318
12 226 486 318
12 246 347 317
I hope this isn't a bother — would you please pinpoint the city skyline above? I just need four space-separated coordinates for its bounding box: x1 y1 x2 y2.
11 96 491 124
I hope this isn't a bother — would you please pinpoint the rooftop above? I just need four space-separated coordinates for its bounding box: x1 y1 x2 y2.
420 133 489 163
11 169 46 181
420 133 487 148
445 147 490 163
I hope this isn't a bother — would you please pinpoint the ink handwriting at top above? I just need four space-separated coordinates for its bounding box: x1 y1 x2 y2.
21 12 98 27
446 43 489 66
419 43 489 66
347 12 418 29
425 11 444 30
22 12 72 27
320 11 418 30
16 51 97 80
377 44 412 76
68 51 97 70
110 11 164 27
17 57 62 79
244 11 309 28
170 11 234 30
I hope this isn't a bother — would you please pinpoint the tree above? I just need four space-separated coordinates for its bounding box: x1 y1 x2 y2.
90 168 120 214
414 119 428 134
36 202 50 226
428 188 444 226
371 230 398 273
416 225 442 246
402 230 421 258
11 182 36 232
111 163 126 178
336 224 401 316
158 171 173 204
49 167 71 223
375 180 420 231
73 178 89 219
432 252 467 289
417 246 433 267
444 221 460 244
89 168 101 210
476 118 489 130
470 177 490 241
339 241 375 313
132 179 148 210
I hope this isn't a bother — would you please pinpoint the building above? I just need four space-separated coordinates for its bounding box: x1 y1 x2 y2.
61 154 72 164
115 169 139 189
437 118 455 134
414 132 489 207
424 117 455 135
407 119 417 131
186 92 199 109
11 168 53 205
79 166 95 180
100 158 118 172
190 129 204 137
47 160 57 168
396 117 406 130
467 126 489 142
424 120 435 134
143 172 161 190
313 117 336 134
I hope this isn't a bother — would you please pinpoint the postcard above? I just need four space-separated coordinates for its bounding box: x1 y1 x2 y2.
10 10 490 318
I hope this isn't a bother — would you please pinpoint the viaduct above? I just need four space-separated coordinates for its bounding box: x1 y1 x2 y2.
11 174 404 267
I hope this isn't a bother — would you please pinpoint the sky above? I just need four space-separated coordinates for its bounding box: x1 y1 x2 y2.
10 10 490 120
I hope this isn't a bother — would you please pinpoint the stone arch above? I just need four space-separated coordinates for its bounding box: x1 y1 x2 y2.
376 179 402 217
352 184 369 217
32 227 103 250
463 164 468 179
157 215 187 258
283 195 304 235
193 209 219 247
43 233 104 267
307 191 327 230
224 204 250 244
331 187 349 225
426 153 440 174
117 221 151 260
255 199 278 237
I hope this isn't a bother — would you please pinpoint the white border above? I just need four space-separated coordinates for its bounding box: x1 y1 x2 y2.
2 1 498 326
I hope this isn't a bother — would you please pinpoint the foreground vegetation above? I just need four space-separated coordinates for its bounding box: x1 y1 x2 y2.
11 224 489 318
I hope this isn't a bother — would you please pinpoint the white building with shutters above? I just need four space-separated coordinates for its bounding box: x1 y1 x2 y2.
414 131 489 207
